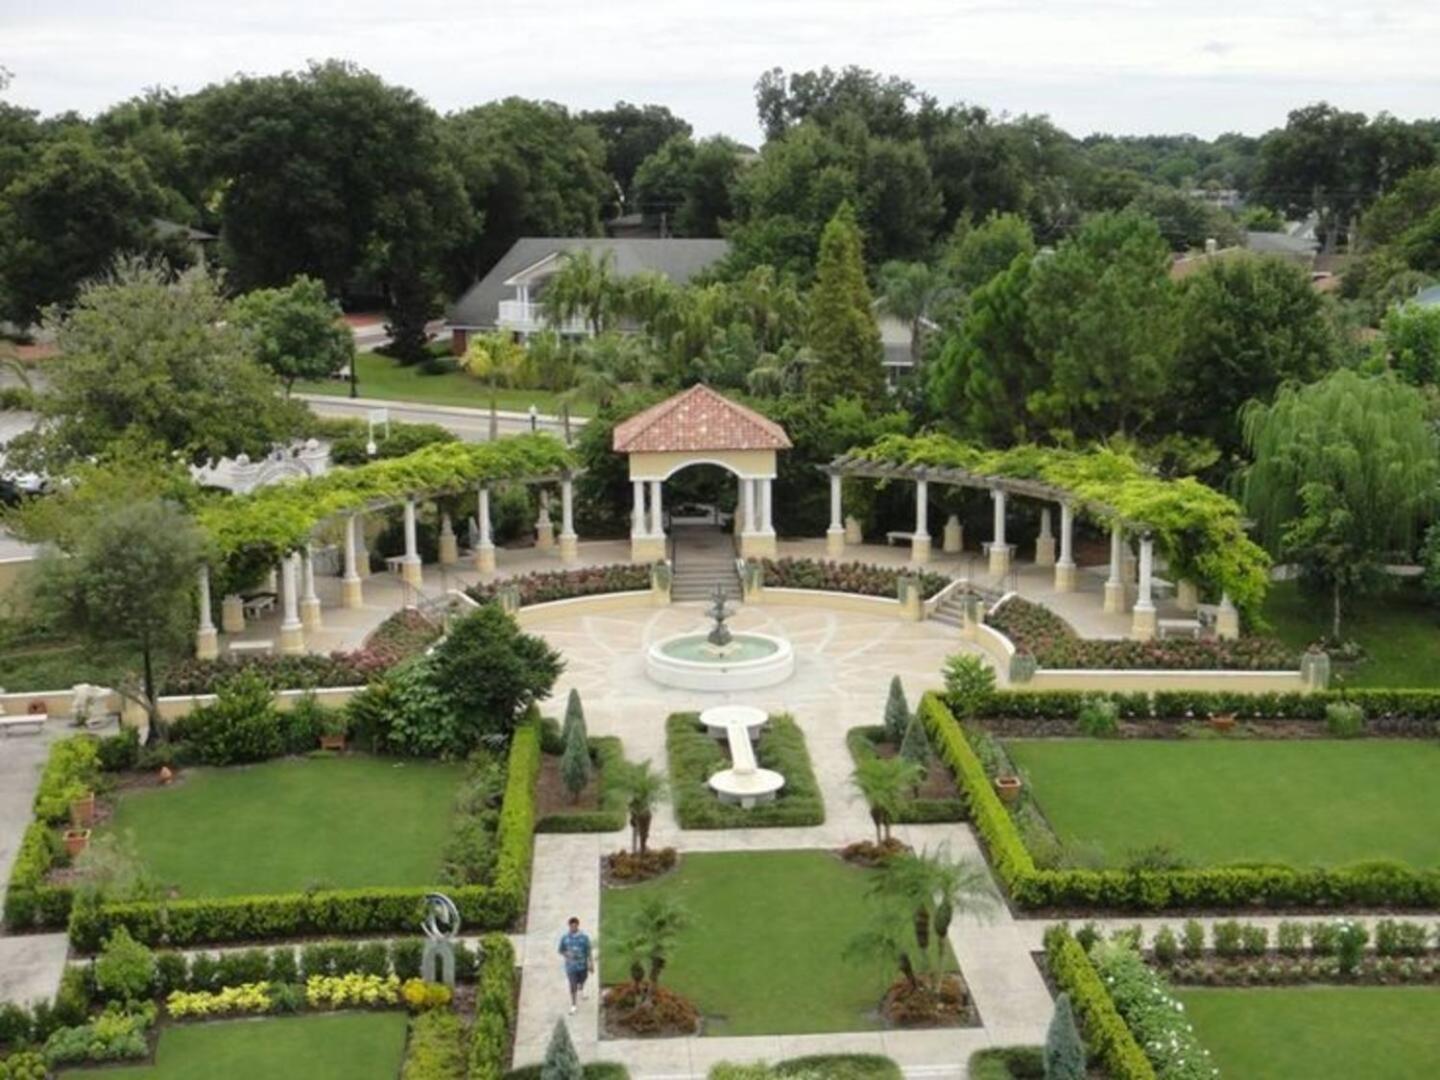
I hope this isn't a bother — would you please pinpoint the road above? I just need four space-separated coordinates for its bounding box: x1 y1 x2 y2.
296 393 585 443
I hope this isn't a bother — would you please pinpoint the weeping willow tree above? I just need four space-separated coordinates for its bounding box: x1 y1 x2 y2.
1241 369 1440 639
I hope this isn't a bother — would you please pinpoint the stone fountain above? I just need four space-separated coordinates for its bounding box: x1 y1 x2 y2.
644 584 795 691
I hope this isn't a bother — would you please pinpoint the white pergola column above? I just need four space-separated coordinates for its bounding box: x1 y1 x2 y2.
195 565 218 660
912 477 932 564
279 553 305 655
1054 502 1077 593
342 515 364 608
354 513 371 579
1131 533 1157 640
1035 506 1056 567
987 488 1011 577
475 486 496 576
300 543 322 631
559 477 578 564
648 480 664 538
400 498 422 587
1217 592 1240 640
826 473 845 557
438 511 459 565
1103 524 1127 614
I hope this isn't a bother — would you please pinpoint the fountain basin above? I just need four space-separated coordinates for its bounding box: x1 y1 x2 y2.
645 631 795 691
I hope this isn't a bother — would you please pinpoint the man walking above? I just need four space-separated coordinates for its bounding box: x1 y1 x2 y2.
558 915 594 1015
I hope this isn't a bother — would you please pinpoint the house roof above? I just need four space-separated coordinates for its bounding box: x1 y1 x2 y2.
448 237 730 328
1414 284 1440 308
1244 230 1318 259
612 385 792 454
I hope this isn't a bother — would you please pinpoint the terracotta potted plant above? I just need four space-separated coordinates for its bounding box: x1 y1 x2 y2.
318 712 349 752
64 828 91 858
1209 713 1237 733
158 765 175 785
70 790 96 828
994 775 1023 804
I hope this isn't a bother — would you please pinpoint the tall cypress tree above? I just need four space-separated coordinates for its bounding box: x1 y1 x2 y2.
883 675 910 744
805 202 885 402
540 1018 583 1080
1044 992 1086 1080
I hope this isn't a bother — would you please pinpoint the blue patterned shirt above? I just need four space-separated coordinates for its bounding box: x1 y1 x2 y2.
558 930 592 973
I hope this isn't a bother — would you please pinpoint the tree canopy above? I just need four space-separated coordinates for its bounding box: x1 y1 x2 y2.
229 275 355 393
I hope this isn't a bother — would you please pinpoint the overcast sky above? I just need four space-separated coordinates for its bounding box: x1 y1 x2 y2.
4 1 1438 142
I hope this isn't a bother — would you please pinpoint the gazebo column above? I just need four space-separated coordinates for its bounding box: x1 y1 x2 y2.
1103 524 1127 614
279 552 305 655
220 594 245 634
475 486 497 577
1034 507 1056 567
355 514 371 579
987 488 1012 577
559 477 578 564
825 473 845 557
1054 502 1077 593
342 514 364 608
438 512 459 565
195 565 218 660
400 499 423 587
1130 534 1157 640
630 478 664 564
755 477 777 557
300 543 322 631
648 480 663 537
1217 592 1240 640
911 478 931 564
943 514 963 554
535 490 555 550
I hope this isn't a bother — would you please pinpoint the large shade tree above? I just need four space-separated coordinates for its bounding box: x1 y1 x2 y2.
1241 370 1440 638
229 275 355 395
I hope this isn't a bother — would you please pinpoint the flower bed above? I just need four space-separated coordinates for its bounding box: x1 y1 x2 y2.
466 564 651 607
986 596 1297 671
760 557 949 600
1044 926 1156 1080
1089 940 1217 1079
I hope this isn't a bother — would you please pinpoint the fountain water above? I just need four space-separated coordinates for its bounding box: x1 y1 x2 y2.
644 584 796 691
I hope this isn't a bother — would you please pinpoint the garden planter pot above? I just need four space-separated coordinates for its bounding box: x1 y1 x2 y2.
1209 714 1237 733
319 733 347 751
64 829 91 858
994 775 1023 804
69 792 96 828
158 766 174 785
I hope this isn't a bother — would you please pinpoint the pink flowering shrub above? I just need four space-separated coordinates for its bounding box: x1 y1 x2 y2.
466 564 651 607
761 557 950 600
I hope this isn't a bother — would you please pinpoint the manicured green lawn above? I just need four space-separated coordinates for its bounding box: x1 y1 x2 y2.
73 1012 408 1079
107 756 464 896
1178 987 1440 1080
1264 579 1440 687
1006 739 1440 867
599 850 956 1036
294 351 582 415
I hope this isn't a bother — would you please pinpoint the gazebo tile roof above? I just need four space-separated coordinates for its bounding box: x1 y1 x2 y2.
612 385 792 453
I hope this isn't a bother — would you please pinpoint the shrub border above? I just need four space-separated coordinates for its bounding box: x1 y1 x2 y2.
54 722 539 951
1043 926 1158 1080
921 692 1440 911
845 726 966 824
535 736 627 834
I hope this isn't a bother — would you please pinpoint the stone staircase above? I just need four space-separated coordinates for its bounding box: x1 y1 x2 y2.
669 525 742 603
928 582 1003 629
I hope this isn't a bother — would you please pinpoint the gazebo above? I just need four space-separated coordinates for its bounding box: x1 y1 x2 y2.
613 385 791 563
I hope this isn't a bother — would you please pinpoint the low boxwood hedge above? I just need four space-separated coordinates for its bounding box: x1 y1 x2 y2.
846 726 965 824
1043 926 1156 1080
536 736 627 833
667 713 824 829
468 933 516 1080
922 692 1440 911
65 722 540 951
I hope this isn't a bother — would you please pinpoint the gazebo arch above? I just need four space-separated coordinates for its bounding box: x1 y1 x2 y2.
613 384 791 562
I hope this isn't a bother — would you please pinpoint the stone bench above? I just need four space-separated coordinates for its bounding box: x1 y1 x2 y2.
241 593 276 619
885 531 917 546
706 710 785 809
228 639 275 656
0 714 46 736
700 705 768 742
1157 618 1203 639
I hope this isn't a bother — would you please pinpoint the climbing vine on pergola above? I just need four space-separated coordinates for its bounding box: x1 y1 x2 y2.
836 433 1270 616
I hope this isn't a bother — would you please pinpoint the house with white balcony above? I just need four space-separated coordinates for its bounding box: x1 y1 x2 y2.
447 237 730 354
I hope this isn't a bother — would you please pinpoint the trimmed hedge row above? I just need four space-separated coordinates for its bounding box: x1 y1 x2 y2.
33 736 99 825
920 692 1440 911
66 722 541 951
845 726 965 824
469 933 517 1080
667 713 824 829
536 736 627 834
1043 926 1156 1080
2 822 70 930
974 688 1440 724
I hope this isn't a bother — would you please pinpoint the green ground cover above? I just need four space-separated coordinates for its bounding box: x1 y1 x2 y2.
67 1012 408 1079
599 850 956 1036
1264 579 1440 687
1005 739 1440 867
294 351 580 415
1178 987 1440 1080
106 756 464 896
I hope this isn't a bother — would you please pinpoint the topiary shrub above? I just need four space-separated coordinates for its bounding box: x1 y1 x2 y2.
560 720 593 802
1076 696 1119 738
93 927 155 1003
541 1018 582 1080
883 676 910 743
899 712 931 766
1325 701 1365 738
1044 992 1085 1080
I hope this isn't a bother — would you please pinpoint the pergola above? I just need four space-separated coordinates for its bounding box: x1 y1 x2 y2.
613 384 792 563
824 451 1243 642
193 435 579 659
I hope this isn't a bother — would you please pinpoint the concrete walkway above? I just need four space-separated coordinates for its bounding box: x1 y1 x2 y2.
0 721 72 1009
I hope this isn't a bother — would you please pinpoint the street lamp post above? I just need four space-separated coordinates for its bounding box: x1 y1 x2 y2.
528 404 538 434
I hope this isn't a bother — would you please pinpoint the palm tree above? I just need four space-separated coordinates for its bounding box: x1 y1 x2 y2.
850 756 923 844
869 846 998 988
876 260 952 366
744 344 815 397
462 332 525 440
608 759 668 855
543 250 626 336
843 898 922 995
619 894 691 998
